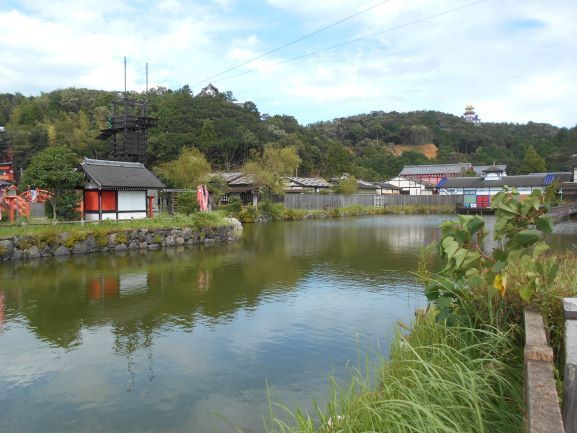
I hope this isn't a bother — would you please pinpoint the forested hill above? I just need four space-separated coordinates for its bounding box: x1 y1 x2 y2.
1 87 575 180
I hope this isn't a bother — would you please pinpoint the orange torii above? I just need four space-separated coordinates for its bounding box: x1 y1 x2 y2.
0 186 53 223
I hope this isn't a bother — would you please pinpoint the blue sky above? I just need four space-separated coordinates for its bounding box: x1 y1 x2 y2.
1 0 576 127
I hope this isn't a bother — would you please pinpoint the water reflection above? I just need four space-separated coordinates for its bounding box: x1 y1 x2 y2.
8 215 565 433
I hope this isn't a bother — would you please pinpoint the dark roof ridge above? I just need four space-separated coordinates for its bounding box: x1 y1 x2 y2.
83 158 144 168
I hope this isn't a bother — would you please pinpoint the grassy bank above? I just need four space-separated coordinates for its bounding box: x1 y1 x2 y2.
232 202 455 223
262 191 577 433
0 212 229 238
265 308 523 433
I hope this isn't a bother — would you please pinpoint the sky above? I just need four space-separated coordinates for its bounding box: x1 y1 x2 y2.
0 0 576 127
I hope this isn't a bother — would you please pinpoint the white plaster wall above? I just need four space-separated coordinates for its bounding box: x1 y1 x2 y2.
118 191 146 211
118 212 147 220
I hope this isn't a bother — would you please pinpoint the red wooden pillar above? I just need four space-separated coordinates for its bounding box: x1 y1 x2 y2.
147 195 155 218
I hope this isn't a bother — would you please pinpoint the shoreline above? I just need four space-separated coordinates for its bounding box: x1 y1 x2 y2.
232 203 456 223
0 217 243 262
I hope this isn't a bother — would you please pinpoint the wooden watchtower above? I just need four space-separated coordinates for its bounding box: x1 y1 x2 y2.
96 59 157 163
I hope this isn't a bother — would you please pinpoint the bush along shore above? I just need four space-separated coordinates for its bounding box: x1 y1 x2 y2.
229 202 455 223
263 189 576 433
0 214 243 261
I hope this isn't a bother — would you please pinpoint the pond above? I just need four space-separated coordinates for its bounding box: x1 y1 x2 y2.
0 215 575 433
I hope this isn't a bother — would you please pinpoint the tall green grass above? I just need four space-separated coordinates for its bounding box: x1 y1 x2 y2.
264 310 523 433
233 203 455 223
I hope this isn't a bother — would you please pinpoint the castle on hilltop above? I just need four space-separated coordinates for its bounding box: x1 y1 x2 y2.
462 104 480 125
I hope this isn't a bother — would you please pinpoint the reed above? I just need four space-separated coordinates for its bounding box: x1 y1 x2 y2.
264 310 523 433
234 203 454 223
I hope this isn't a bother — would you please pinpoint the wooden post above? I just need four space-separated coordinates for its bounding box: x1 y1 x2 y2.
147 195 154 218
564 298 577 433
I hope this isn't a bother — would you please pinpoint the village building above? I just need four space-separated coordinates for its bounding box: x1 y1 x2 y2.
387 176 435 195
284 177 331 193
198 83 219 97
562 155 577 198
436 167 572 209
356 180 380 194
399 162 473 185
473 164 507 177
373 182 402 195
210 172 259 206
81 158 165 221
329 174 381 194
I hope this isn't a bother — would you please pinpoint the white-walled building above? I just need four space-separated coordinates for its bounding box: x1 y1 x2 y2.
387 176 435 195
81 159 165 220
437 166 572 209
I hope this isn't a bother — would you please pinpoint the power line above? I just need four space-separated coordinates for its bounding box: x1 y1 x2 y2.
209 0 488 85
192 0 395 87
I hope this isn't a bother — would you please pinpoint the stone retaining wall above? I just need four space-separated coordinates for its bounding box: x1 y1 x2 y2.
0 218 243 262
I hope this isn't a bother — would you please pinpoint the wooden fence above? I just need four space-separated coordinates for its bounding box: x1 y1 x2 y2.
283 194 464 210
564 298 577 433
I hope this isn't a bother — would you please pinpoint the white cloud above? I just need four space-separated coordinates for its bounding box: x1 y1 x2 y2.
0 0 576 126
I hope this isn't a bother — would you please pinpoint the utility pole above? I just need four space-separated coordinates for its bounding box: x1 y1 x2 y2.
123 56 128 161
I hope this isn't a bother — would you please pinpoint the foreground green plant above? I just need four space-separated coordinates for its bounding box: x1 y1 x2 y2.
426 189 558 321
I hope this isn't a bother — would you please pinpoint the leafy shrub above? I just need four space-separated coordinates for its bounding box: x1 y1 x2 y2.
283 208 305 220
259 200 285 221
94 232 109 248
45 192 81 221
426 189 557 322
335 177 358 195
116 232 129 245
238 205 258 223
63 231 89 248
224 197 242 213
176 191 199 216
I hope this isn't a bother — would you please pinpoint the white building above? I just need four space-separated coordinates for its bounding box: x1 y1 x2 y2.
81 159 165 220
387 176 435 195
437 167 572 209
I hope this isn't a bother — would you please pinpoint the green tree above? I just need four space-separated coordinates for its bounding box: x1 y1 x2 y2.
243 144 301 199
200 119 217 147
154 147 211 188
520 145 547 174
20 145 84 220
206 174 230 205
335 176 359 194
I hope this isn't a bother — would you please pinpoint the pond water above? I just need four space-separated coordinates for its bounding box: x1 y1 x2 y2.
0 215 575 433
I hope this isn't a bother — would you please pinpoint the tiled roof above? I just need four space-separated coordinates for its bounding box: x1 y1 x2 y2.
438 172 572 189
373 182 403 190
473 165 507 175
211 172 245 183
81 158 165 190
286 176 331 188
400 163 472 176
357 180 378 189
228 174 256 185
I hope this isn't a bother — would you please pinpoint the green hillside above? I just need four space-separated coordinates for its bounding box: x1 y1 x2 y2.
1 87 575 181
